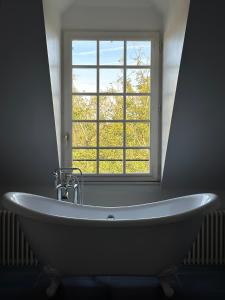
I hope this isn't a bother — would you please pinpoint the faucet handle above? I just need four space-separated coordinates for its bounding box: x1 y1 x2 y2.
52 170 59 187
52 168 83 188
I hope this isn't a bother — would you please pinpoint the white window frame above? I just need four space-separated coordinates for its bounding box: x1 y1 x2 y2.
62 31 161 182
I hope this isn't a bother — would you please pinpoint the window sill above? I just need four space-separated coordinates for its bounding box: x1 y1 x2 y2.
82 178 161 186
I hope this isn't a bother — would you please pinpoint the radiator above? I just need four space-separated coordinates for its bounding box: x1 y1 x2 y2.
0 210 225 266
0 211 38 266
184 211 225 265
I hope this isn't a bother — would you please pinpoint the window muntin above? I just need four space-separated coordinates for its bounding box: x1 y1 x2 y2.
63 32 160 181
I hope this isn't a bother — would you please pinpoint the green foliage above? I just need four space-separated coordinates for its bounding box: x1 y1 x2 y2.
72 123 96 147
72 96 96 120
126 96 150 120
72 49 151 174
99 96 123 120
99 161 123 174
99 149 123 160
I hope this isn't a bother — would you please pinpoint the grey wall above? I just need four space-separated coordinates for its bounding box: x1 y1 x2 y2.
0 0 58 197
162 0 225 190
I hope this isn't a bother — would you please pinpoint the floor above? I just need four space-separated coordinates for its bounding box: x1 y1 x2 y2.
0 266 225 299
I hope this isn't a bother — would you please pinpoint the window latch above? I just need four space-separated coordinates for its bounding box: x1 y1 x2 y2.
64 133 69 145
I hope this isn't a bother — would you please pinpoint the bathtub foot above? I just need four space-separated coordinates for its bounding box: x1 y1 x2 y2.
46 277 61 298
159 277 174 298
44 265 62 298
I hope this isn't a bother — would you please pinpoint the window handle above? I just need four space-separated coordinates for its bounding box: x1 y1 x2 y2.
64 133 69 145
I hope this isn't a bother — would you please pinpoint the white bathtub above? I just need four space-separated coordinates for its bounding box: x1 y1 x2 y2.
2 192 220 297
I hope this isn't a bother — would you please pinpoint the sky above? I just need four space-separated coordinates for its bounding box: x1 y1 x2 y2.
72 40 151 93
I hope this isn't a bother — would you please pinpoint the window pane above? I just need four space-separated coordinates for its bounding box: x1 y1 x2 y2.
99 96 123 120
126 122 150 147
126 161 149 173
100 69 123 93
72 96 97 120
72 69 97 93
99 161 123 174
99 123 123 147
126 69 151 93
127 41 151 65
72 122 96 147
100 41 124 65
72 168 83 174
73 161 96 174
126 149 150 160
72 149 96 160
99 149 123 160
72 40 97 65
126 96 150 120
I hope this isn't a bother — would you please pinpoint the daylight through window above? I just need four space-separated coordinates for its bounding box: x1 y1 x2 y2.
63 33 160 179
72 40 151 174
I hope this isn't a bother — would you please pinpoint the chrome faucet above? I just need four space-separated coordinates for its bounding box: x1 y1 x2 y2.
53 168 83 204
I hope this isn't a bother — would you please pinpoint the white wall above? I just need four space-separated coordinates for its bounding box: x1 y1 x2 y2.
161 0 190 174
43 0 62 164
62 4 163 31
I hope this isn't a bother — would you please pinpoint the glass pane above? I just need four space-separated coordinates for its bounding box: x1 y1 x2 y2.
126 149 150 160
100 69 123 93
126 69 151 93
72 122 96 147
126 96 150 120
72 96 97 120
72 40 97 65
73 161 96 174
126 122 150 147
100 41 124 65
126 161 149 173
99 123 123 147
99 149 123 160
99 96 123 120
72 168 83 174
72 149 96 160
127 41 151 65
99 161 123 174
72 69 97 93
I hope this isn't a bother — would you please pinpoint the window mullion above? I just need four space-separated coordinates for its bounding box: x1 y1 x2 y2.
72 92 151 96
97 40 100 175
72 146 151 150
123 41 127 175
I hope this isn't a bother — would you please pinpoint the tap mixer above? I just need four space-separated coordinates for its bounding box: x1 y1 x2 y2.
53 168 83 204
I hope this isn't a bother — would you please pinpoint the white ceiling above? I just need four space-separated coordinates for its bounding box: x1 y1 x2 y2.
151 0 170 16
59 0 171 15
45 0 172 24
66 0 155 7
45 0 74 14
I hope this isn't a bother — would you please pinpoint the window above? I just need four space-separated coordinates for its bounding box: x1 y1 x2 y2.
63 32 160 181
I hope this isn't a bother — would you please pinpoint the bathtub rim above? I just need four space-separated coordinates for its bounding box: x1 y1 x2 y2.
1 192 220 227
